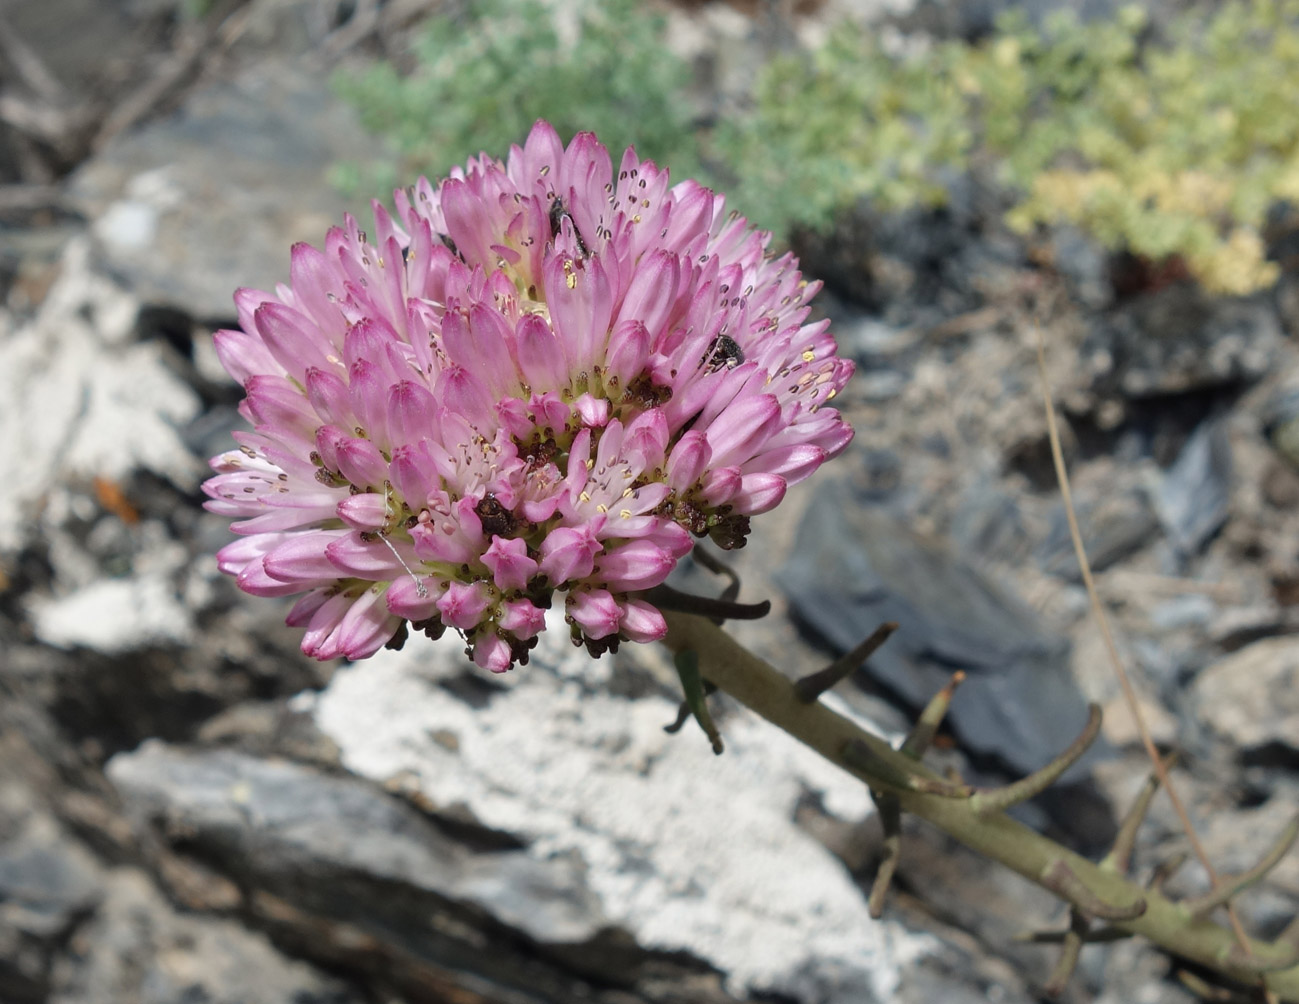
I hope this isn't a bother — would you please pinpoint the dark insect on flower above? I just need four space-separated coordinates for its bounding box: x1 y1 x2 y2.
474 493 517 537
549 195 589 257
702 334 745 372
439 232 465 262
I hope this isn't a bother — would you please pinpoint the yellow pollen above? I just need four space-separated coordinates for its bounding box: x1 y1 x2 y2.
620 509 632 518
596 503 609 513
827 388 837 399
621 487 633 498
579 491 591 502
632 214 641 223
802 350 816 362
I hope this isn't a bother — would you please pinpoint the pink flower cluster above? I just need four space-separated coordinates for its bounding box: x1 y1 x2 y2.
205 121 853 670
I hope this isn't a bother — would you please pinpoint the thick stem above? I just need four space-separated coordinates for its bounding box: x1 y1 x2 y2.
661 611 1299 999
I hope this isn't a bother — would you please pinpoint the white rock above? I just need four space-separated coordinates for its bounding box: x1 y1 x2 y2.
29 574 192 652
94 200 160 251
0 239 201 554
1195 637 1299 752
313 620 934 1001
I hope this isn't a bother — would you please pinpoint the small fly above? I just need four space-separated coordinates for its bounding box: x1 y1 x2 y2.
548 196 590 257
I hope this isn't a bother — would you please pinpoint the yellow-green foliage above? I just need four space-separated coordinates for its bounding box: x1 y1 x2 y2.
717 1 1299 295
333 0 701 197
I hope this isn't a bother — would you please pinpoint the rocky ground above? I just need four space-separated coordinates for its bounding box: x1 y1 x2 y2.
2 1 1298 1002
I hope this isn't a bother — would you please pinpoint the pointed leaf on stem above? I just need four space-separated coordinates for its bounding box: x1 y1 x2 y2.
1101 754 1175 875
673 649 724 754
794 622 898 703
1185 815 1299 920
645 584 771 622
901 670 965 759
868 793 903 919
1044 909 1091 998
969 705 1102 818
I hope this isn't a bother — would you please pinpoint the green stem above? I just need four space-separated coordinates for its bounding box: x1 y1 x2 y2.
661 611 1299 999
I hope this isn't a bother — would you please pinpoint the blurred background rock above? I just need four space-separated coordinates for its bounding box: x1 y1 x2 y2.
1 0 1297 1001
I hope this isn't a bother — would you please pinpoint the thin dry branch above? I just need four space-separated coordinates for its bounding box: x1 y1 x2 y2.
1030 322 1255 956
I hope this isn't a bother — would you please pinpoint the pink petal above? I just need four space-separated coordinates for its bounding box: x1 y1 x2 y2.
513 313 570 392
325 533 409 580
387 575 443 622
567 588 622 640
699 466 741 506
730 473 787 515
254 302 327 383
499 598 546 639
481 536 538 592
704 393 782 468
666 430 711 490
437 580 492 631
472 633 514 673
620 599 667 643
604 319 651 389
301 592 353 659
286 587 333 627
334 436 390 491
334 587 401 659
539 524 602 584
263 530 350 583
306 367 354 428
336 493 389 530
213 328 279 384
616 249 680 336
596 540 678 592
387 380 440 446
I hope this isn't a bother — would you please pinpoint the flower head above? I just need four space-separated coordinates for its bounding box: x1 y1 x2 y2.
205 121 853 670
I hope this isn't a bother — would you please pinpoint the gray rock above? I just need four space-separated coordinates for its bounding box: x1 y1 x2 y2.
1038 489 1159 580
1262 385 1299 471
48 868 362 1004
1194 637 1299 763
106 742 602 938
1087 291 1281 399
951 477 1032 564
0 793 102 1002
851 447 905 501
1 0 153 96
67 59 373 320
856 367 909 400
898 0 1126 40
839 314 920 359
1175 794 1299 936
1048 225 1111 309
106 738 739 1002
1155 419 1232 557
777 482 1100 781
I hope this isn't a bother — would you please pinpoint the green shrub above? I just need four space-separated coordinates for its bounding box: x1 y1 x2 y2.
715 1 1299 295
334 0 702 197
